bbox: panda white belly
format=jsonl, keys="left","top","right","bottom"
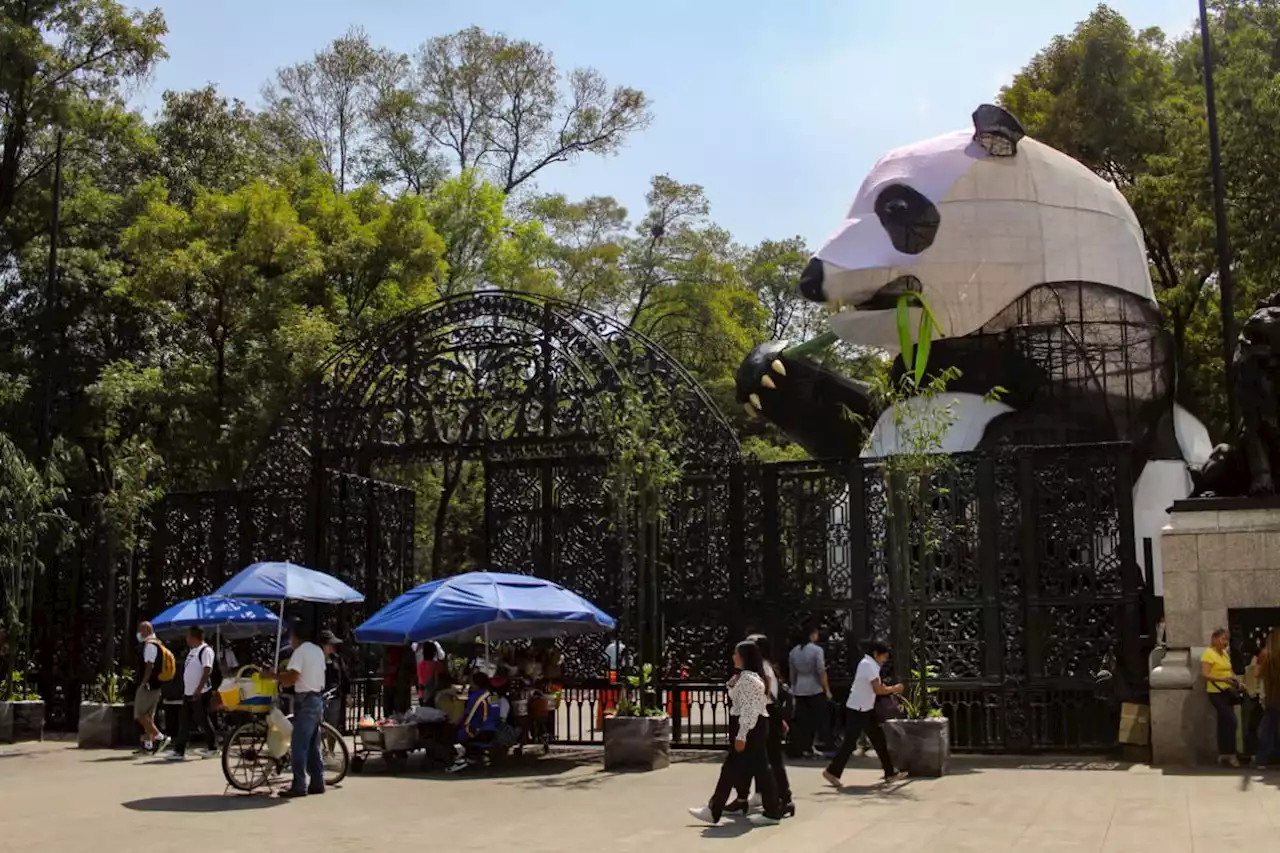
{"left": 860, "top": 392, "right": 1013, "bottom": 457}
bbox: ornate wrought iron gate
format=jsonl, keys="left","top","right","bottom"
{"left": 656, "top": 444, "right": 1142, "bottom": 752}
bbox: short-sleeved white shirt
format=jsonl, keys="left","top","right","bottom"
{"left": 288, "top": 642, "right": 327, "bottom": 694}
{"left": 183, "top": 644, "right": 215, "bottom": 696}
{"left": 143, "top": 642, "right": 158, "bottom": 664}
{"left": 846, "top": 655, "right": 883, "bottom": 712}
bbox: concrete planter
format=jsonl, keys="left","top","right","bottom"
{"left": 0, "top": 700, "right": 45, "bottom": 743}
{"left": 78, "top": 703, "right": 140, "bottom": 749}
{"left": 603, "top": 714, "right": 671, "bottom": 771}
{"left": 883, "top": 717, "right": 950, "bottom": 777}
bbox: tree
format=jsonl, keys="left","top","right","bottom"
{"left": 263, "top": 26, "right": 396, "bottom": 193}
{"left": 118, "top": 177, "right": 334, "bottom": 486}
{"left": 740, "top": 236, "right": 824, "bottom": 343}
{"left": 406, "top": 27, "right": 652, "bottom": 193}
{"left": 625, "top": 176, "right": 765, "bottom": 382}
{"left": 523, "top": 193, "right": 628, "bottom": 308}
{"left": 0, "top": 0, "right": 167, "bottom": 254}
{"left": 0, "top": 434, "right": 72, "bottom": 698}
{"left": 151, "top": 86, "right": 277, "bottom": 206}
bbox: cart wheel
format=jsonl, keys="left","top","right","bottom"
{"left": 385, "top": 751, "right": 408, "bottom": 774}
{"left": 319, "top": 722, "right": 350, "bottom": 787}
{"left": 221, "top": 720, "right": 272, "bottom": 792}
{"left": 351, "top": 755, "right": 366, "bottom": 774}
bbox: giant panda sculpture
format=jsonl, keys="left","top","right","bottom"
{"left": 735, "top": 104, "right": 1214, "bottom": 591}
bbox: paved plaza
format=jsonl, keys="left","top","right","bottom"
{"left": 4, "top": 740, "right": 1280, "bottom": 852}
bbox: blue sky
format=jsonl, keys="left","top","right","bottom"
{"left": 138, "top": 0, "right": 1193, "bottom": 248}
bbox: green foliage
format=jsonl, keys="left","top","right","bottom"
{"left": 0, "top": 436, "right": 75, "bottom": 700}
{"left": 90, "top": 667, "right": 134, "bottom": 704}
{"left": 896, "top": 666, "right": 942, "bottom": 720}
{"left": 614, "top": 663, "right": 665, "bottom": 717}
{"left": 5, "top": 671, "right": 41, "bottom": 702}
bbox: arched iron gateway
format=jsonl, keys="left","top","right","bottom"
{"left": 31, "top": 291, "right": 1148, "bottom": 754}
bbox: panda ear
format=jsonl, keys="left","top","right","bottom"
{"left": 972, "top": 104, "right": 1026, "bottom": 157}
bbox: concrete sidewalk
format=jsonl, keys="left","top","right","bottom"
{"left": 3, "top": 741, "right": 1280, "bottom": 852}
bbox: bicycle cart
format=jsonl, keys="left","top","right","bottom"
{"left": 209, "top": 561, "right": 365, "bottom": 794}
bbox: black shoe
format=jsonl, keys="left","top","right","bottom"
{"left": 277, "top": 789, "right": 307, "bottom": 799}
{"left": 723, "top": 798, "right": 749, "bottom": 814}
{"left": 306, "top": 787, "right": 325, "bottom": 795}
{"left": 781, "top": 802, "right": 796, "bottom": 818}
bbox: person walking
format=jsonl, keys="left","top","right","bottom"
{"left": 688, "top": 641, "right": 785, "bottom": 826}
{"left": 787, "top": 623, "right": 832, "bottom": 758}
{"left": 1254, "top": 628, "right": 1280, "bottom": 769}
{"left": 267, "top": 624, "right": 328, "bottom": 798}
{"left": 822, "top": 639, "right": 908, "bottom": 787}
{"left": 725, "top": 634, "right": 794, "bottom": 817}
{"left": 1202, "top": 627, "right": 1242, "bottom": 767}
{"left": 132, "top": 622, "right": 171, "bottom": 755}
{"left": 166, "top": 627, "right": 217, "bottom": 760}
{"left": 320, "top": 630, "right": 348, "bottom": 731}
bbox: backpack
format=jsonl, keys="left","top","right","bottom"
{"left": 775, "top": 680, "right": 797, "bottom": 721}
{"left": 147, "top": 638, "right": 177, "bottom": 683}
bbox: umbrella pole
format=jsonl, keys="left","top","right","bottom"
{"left": 273, "top": 605, "right": 285, "bottom": 670}
{"left": 485, "top": 624, "right": 490, "bottom": 665}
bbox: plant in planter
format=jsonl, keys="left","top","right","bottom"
{"left": 884, "top": 665, "right": 950, "bottom": 777}
{"left": 79, "top": 668, "right": 139, "bottom": 749}
{"left": 604, "top": 663, "right": 672, "bottom": 771}
{"left": 0, "top": 669, "right": 44, "bottom": 743}
{"left": 856, "top": 294, "right": 1001, "bottom": 778}
{"left": 598, "top": 379, "right": 682, "bottom": 772}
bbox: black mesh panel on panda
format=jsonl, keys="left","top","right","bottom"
{"left": 896, "top": 282, "right": 1174, "bottom": 451}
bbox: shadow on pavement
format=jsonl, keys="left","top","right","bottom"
{"left": 122, "top": 794, "right": 284, "bottom": 813}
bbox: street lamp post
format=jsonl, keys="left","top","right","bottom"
{"left": 1199, "top": 0, "right": 1238, "bottom": 430}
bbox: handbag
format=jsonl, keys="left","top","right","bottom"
{"left": 775, "top": 681, "right": 796, "bottom": 721}
{"left": 874, "top": 693, "right": 902, "bottom": 723}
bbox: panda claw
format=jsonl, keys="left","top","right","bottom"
{"left": 771, "top": 359, "right": 786, "bottom": 377}
{"left": 748, "top": 393, "right": 762, "bottom": 410}
{"left": 761, "top": 375, "right": 777, "bottom": 390}
{"left": 743, "top": 403, "right": 757, "bottom": 419}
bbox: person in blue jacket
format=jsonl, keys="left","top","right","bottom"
{"left": 449, "top": 672, "right": 503, "bottom": 772}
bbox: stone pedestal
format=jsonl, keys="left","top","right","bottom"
{"left": 1150, "top": 503, "right": 1280, "bottom": 765}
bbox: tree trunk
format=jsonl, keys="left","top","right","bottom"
{"left": 101, "top": 502, "right": 119, "bottom": 681}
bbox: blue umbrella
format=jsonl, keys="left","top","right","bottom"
{"left": 150, "top": 596, "right": 283, "bottom": 641}
{"left": 353, "top": 571, "right": 616, "bottom": 645}
{"left": 213, "top": 561, "right": 364, "bottom": 604}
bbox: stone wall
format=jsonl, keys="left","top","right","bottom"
{"left": 1151, "top": 505, "right": 1280, "bottom": 765}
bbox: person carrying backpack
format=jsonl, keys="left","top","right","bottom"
{"left": 134, "top": 621, "right": 174, "bottom": 755}
{"left": 166, "top": 627, "right": 217, "bottom": 760}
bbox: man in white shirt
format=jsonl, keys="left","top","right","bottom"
{"left": 266, "top": 624, "right": 328, "bottom": 797}
{"left": 166, "top": 627, "right": 216, "bottom": 760}
{"left": 822, "top": 639, "right": 907, "bottom": 787}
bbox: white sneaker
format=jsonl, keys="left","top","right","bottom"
{"left": 747, "top": 793, "right": 762, "bottom": 811}
{"left": 164, "top": 752, "right": 186, "bottom": 762}
{"left": 153, "top": 735, "right": 171, "bottom": 753}
{"left": 748, "top": 814, "right": 781, "bottom": 826}
{"left": 687, "top": 806, "right": 719, "bottom": 824}
{"left": 195, "top": 748, "right": 217, "bottom": 760}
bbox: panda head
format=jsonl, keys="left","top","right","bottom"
{"left": 801, "top": 104, "right": 1156, "bottom": 351}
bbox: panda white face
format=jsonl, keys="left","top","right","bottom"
{"left": 802, "top": 105, "right": 1155, "bottom": 351}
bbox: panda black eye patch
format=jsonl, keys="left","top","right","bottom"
{"left": 874, "top": 183, "right": 940, "bottom": 255}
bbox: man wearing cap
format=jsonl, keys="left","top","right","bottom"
{"left": 320, "top": 629, "right": 347, "bottom": 730}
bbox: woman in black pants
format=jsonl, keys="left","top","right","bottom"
{"left": 688, "top": 641, "right": 784, "bottom": 826}
{"left": 725, "top": 634, "right": 793, "bottom": 816}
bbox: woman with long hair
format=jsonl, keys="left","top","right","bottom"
{"left": 1255, "top": 628, "right": 1280, "bottom": 769}
{"left": 725, "top": 634, "right": 793, "bottom": 817}
{"left": 688, "top": 641, "right": 784, "bottom": 825}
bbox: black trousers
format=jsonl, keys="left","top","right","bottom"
{"left": 788, "top": 693, "right": 832, "bottom": 755}
{"left": 174, "top": 692, "right": 216, "bottom": 755}
{"left": 826, "top": 708, "right": 895, "bottom": 779}
{"left": 1208, "top": 691, "right": 1239, "bottom": 757}
{"left": 710, "top": 720, "right": 780, "bottom": 820}
{"left": 733, "top": 706, "right": 791, "bottom": 804}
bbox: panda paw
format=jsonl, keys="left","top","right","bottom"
{"left": 734, "top": 341, "right": 791, "bottom": 420}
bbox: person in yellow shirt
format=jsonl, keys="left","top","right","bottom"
{"left": 1201, "top": 628, "right": 1241, "bottom": 767}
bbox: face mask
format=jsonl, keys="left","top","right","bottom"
{"left": 136, "top": 632, "right": 144, "bottom": 642}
